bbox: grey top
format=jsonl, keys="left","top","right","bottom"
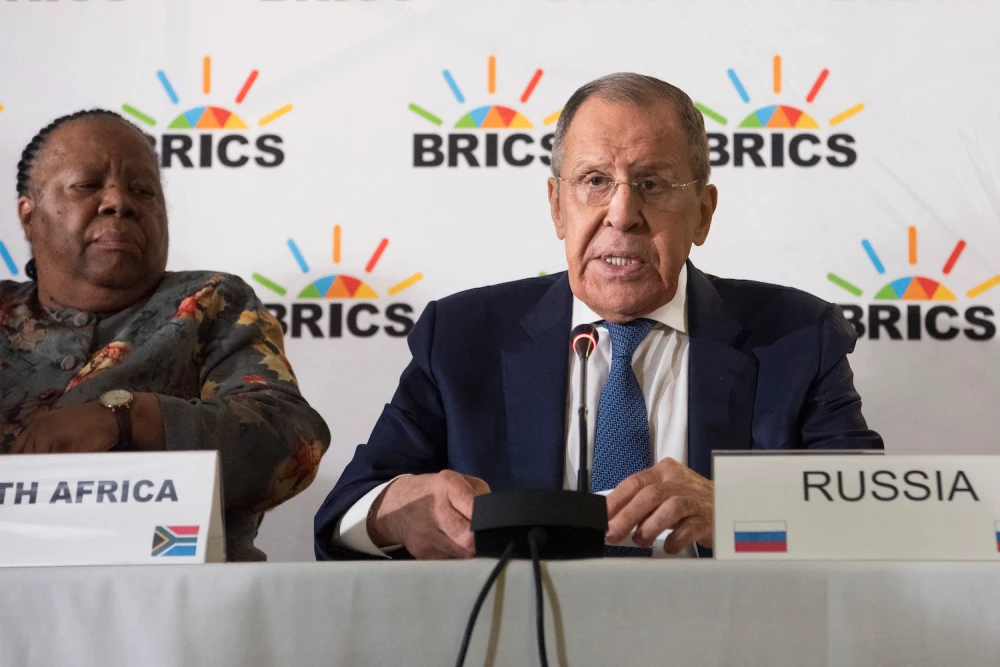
{"left": 0, "top": 271, "right": 331, "bottom": 561}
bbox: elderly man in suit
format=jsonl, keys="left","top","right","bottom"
{"left": 315, "top": 72, "right": 883, "bottom": 560}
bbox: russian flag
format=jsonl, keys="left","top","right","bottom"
{"left": 734, "top": 521, "right": 787, "bottom": 553}
{"left": 995, "top": 522, "right": 1000, "bottom": 552}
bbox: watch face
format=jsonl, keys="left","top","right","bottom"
{"left": 100, "top": 389, "right": 133, "bottom": 409}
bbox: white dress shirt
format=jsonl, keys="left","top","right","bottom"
{"left": 334, "top": 265, "right": 692, "bottom": 558}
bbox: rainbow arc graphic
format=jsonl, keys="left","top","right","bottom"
{"left": 171, "top": 106, "right": 247, "bottom": 130}
{"left": 252, "top": 226, "right": 423, "bottom": 299}
{"left": 409, "top": 56, "right": 562, "bottom": 129}
{"left": 122, "top": 57, "right": 292, "bottom": 129}
{"left": 696, "top": 55, "right": 864, "bottom": 129}
{"left": 828, "top": 226, "right": 1000, "bottom": 300}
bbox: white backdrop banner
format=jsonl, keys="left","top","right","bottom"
{"left": 1, "top": 0, "right": 998, "bottom": 561}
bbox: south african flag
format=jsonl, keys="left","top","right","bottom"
{"left": 152, "top": 525, "right": 200, "bottom": 557}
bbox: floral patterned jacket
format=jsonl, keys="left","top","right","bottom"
{"left": 0, "top": 271, "right": 331, "bottom": 561}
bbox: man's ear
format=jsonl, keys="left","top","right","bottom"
{"left": 17, "top": 196, "right": 35, "bottom": 244}
{"left": 692, "top": 184, "right": 718, "bottom": 246}
{"left": 548, "top": 177, "right": 566, "bottom": 240}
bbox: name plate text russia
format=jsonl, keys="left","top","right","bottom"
{"left": 714, "top": 453, "right": 1000, "bottom": 560}
{"left": 0, "top": 452, "right": 224, "bottom": 566}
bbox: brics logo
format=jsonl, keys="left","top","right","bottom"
{"left": 253, "top": 226, "right": 422, "bottom": 339}
{"left": 121, "top": 56, "right": 291, "bottom": 169}
{"left": 410, "top": 56, "right": 561, "bottom": 168}
{"left": 696, "top": 55, "right": 863, "bottom": 168}
{"left": 829, "top": 227, "right": 1000, "bottom": 341}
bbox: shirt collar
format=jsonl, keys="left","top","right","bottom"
{"left": 571, "top": 263, "right": 688, "bottom": 334}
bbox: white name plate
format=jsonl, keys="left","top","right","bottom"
{"left": 714, "top": 452, "right": 1000, "bottom": 560}
{"left": 0, "top": 451, "right": 224, "bottom": 567}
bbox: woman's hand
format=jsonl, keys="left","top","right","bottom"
{"left": 11, "top": 403, "right": 117, "bottom": 453}
{"left": 11, "top": 393, "right": 165, "bottom": 454}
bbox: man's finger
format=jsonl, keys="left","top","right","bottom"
{"left": 410, "top": 532, "right": 455, "bottom": 561}
{"left": 661, "top": 515, "right": 710, "bottom": 554}
{"left": 446, "top": 474, "right": 489, "bottom": 520}
{"left": 462, "top": 475, "right": 491, "bottom": 497}
{"left": 408, "top": 505, "right": 472, "bottom": 560}
{"left": 450, "top": 526, "right": 476, "bottom": 559}
{"left": 436, "top": 504, "right": 476, "bottom": 558}
{"left": 604, "top": 467, "right": 661, "bottom": 519}
{"left": 607, "top": 484, "right": 675, "bottom": 543}
{"left": 632, "top": 496, "right": 698, "bottom": 547}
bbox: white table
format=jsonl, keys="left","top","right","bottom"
{"left": 2, "top": 560, "right": 998, "bottom": 667}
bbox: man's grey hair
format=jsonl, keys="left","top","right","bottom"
{"left": 550, "top": 73, "right": 711, "bottom": 188}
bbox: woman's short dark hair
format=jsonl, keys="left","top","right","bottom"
{"left": 15, "top": 109, "right": 154, "bottom": 198}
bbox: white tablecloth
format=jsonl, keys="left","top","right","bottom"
{"left": 2, "top": 559, "right": 998, "bottom": 667}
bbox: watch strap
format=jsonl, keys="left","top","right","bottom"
{"left": 111, "top": 405, "right": 132, "bottom": 450}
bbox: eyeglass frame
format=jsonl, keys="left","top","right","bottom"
{"left": 552, "top": 175, "right": 702, "bottom": 211}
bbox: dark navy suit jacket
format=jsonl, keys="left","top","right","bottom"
{"left": 315, "top": 263, "right": 883, "bottom": 560}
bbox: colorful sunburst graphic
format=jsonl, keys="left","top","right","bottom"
{"left": 251, "top": 226, "right": 423, "bottom": 299}
{"left": 121, "top": 56, "right": 293, "bottom": 129}
{"left": 696, "top": 55, "right": 865, "bottom": 129}
{"left": 408, "top": 56, "right": 562, "bottom": 129}
{"left": 0, "top": 241, "right": 17, "bottom": 276}
{"left": 828, "top": 226, "right": 1000, "bottom": 300}
{"left": 0, "top": 99, "right": 17, "bottom": 277}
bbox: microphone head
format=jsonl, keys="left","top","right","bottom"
{"left": 570, "top": 324, "right": 599, "bottom": 360}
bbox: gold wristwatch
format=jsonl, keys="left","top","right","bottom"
{"left": 99, "top": 389, "right": 134, "bottom": 450}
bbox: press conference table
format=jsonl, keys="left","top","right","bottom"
{"left": 1, "top": 559, "right": 997, "bottom": 667}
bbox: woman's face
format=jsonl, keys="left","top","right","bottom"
{"left": 17, "top": 115, "right": 168, "bottom": 310}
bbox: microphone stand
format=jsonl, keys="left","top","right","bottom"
{"left": 577, "top": 351, "right": 590, "bottom": 494}
{"left": 470, "top": 324, "right": 607, "bottom": 559}
{"left": 461, "top": 325, "right": 605, "bottom": 667}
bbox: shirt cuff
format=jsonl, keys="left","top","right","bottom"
{"left": 331, "top": 476, "right": 409, "bottom": 558}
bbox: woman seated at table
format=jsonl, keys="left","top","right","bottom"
{"left": 1, "top": 109, "right": 331, "bottom": 561}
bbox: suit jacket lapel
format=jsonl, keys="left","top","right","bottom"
{"left": 686, "top": 263, "right": 758, "bottom": 480}
{"left": 501, "top": 274, "right": 573, "bottom": 489}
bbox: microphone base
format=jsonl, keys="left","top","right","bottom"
{"left": 471, "top": 489, "right": 608, "bottom": 559}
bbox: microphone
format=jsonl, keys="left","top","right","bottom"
{"left": 571, "top": 323, "right": 599, "bottom": 360}
{"left": 469, "top": 324, "right": 608, "bottom": 560}
{"left": 570, "top": 324, "right": 599, "bottom": 494}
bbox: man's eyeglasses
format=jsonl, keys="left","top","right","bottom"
{"left": 554, "top": 175, "right": 700, "bottom": 212}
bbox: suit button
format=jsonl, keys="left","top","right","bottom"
{"left": 61, "top": 355, "right": 79, "bottom": 370}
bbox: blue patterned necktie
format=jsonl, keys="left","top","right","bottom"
{"left": 592, "top": 318, "right": 656, "bottom": 557}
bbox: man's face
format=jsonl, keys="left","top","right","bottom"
{"left": 18, "top": 115, "right": 168, "bottom": 301}
{"left": 548, "top": 97, "right": 717, "bottom": 323}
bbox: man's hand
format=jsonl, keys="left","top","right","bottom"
{"left": 11, "top": 403, "right": 118, "bottom": 454}
{"left": 605, "top": 457, "right": 714, "bottom": 554}
{"left": 367, "top": 471, "right": 491, "bottom": 559}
